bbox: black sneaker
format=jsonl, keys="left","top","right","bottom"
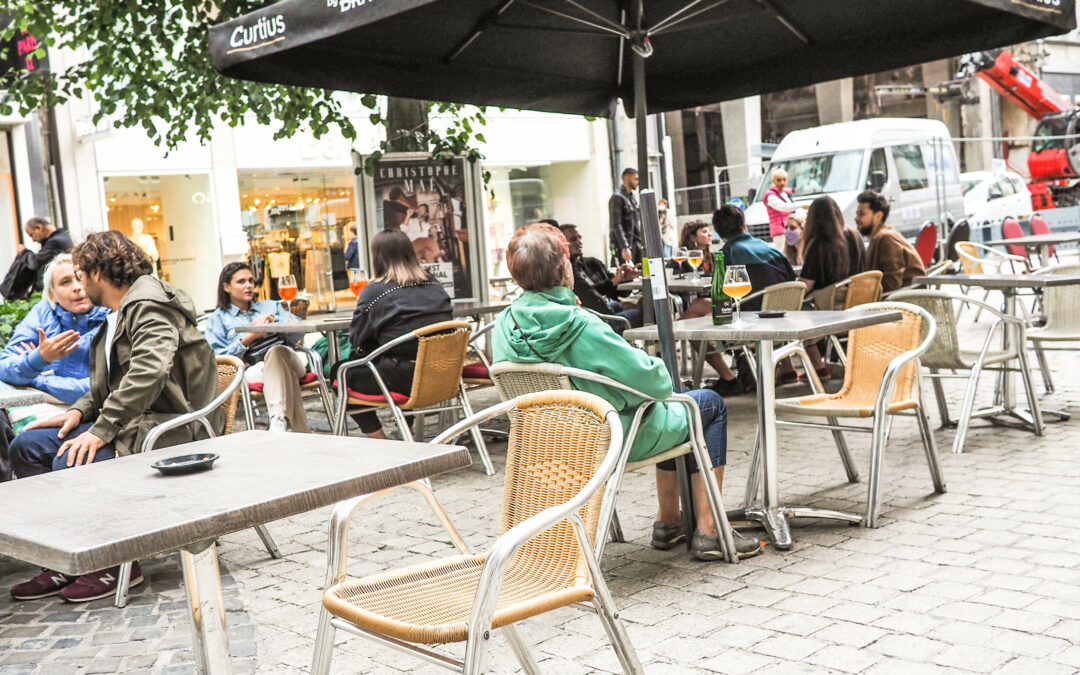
{"left": 691, "top": 529, "right": 763, "bottom": 561}
{"left": 10, "top": 568, "right": 75, "bottom": 600}
{"left": 707, "top": 377, "right": 742, "bottom": 397}
{"left": 650, "top": 521, "right": 686, "bottom": 550}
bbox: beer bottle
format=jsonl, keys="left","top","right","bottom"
{"left": 711, "top": 250, "right": 733, "bottom": 325}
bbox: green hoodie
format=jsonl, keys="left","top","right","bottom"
{"left": 492, "top": 286, "right": 688, "bottom": 462}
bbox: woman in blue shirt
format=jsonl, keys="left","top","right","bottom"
{"left": 0, "top": 254, "right": 110, "bottom": 404}
{"left": 205, "top": 263, "right": 311, "bottom": 432}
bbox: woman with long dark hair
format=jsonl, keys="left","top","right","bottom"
{"left": 798, "top": 196, "right": 866, "bottom": 378}
{"left": 206, "top": 262, "right": 311, "bottom": 432}
{"left": 343, "top": 229, "right": 452, "bottom": 438}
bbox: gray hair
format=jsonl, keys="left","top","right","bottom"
{"left": 42, "top": 254, "right": 74, "bottom": 308}
{"left": 771, "top": 168, "right": 788, "bottom": 181}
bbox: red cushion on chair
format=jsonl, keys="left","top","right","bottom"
{"left": 462, "top": 362, "right": 490, "bottom": 379}
{"left": 331, "top": 380, "right": 409, "bottom": 404}
{"left": 249, "top": 372, "right": 321, "bottom": 393}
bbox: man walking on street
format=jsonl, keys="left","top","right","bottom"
{"left": 9, "top": 231, "right": 218, "bottom": 603}
{"left": 856, "top": 190, "right": 926, "bottom": 293}
{"left": 609, "top": 167, "right": 642, "bottom": 264}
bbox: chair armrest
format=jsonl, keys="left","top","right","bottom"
{"left": 141, "top": 361, "right": 246, "bottom": 453}
{"left": 583, "top": 307, "right": 631, "bottom": 329}
{"left": 334, "top": 331, "right": 418, "bottom": 385}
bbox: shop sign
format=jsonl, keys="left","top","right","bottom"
{"left": 4, "top": 29, "right": 48, "bottom": 76}
{"left": 422, "top": 262, "right": 455, "bottom": 298}
{"left": 368, "top": 155, "right": 477, "bottom": 299}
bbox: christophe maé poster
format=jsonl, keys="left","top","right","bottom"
{"left": 373, "top": 157, "right": 474, "bottom": 298}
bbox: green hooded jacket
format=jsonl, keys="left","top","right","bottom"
{"left": 492, "top": 286, "right": 688, "bottom": 462}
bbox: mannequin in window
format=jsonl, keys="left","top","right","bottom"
{"left": 130, "top": 218, "right": 159, "bottom": 270}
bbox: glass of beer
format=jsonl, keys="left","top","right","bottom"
{"left": 673, "top": 247, "right": 688, "bottom": 278}
{"left": 278, "top": 274, "right": 298, "bottom": 313}
{"left": 348, "top": 268, "right": 369, "bottom": 297}
{"left": 687, "top": 249, "right": 704, "bottom": 279}
{"left": 722, "top": 265, "right": 752, "bottom": 326}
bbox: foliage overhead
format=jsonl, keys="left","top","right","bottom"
{"left": 0, "top": 2, "right": 487, "bottom": 170}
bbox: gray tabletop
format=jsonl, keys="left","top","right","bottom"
{"left": 914, "top": 273, "right": 1080, "bottom": 289}
{"left": 619, "top": 275, "right": 711, "bottom": 294}
{"left": 0, "top": 389, "right": 47, "bottom": 408}
{"left": 0, "top": 431, "right": 470, "bottom": 575}
{"left": 623, "top": 310, "right": 903, "bottom": 342}
{"left": 235, "top": 316, "right": 352, "bottom": 334}
{"left": 986, "top": 233, "right": 1080, "bottom": 247}
{"left": 452, "top": 300, "right": 509, "bottom": 317}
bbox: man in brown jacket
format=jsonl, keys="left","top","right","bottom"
{"left": 10, "top": 231, "right": 217, "bottom": 602}
{"left": 856, "top": 190, "right": 926, "bottom": 294}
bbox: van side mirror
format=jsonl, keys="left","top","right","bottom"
{"left": 868, "top": 171, "right": 886, "bottom": 192}
{"left": 746, "top": 187, "right": 757, "bottom": 203}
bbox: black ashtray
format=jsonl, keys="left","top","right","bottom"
{"left": 757, "top": 310, "right": 787, "bottom": 319}
{"left": 152, "top": 453, "right": 220, "bottom": 476}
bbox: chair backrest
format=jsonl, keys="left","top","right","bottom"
{"left": 1037, "top": 262, "right": 1080, "bottom": 276}
{"left": 944, "top": 221, "right": 970, "bottom": 261}
{"left": 843, "top": 271, "right": 883, "bottom": 309}
{"left": 502, "top": 391, "right": 616, "bottom": 574}
{"left": 887, "top": 291, "right": 963, "bottom": 370}
{"left": 216, "top": 355, "right": 244, "bottom": 435}
{"left": 759, "top": 281, "right": 807, "bottom": 312}
{"left": 954, "top": 241, "right": 981, "bottom": 274}
{"left": 1041, "top": 282, "right": 1080, "bottom": 334}
{"left": 1001, "top": 217, "right": 1028, "bottom": 258}
{"left": 1030, "top": 215, "right": 1054, "bottom": 258}
{"left": 489, "top": 361, "right": 573, "bottom": 401}
{"left": 408, "top": 320, "right": 473, "bottom": 408}
{"left": 837, "top": 301, "right": 933, "bottom": 407}
{"left": 915, "top": 222, "right": 937, "bottom": 267}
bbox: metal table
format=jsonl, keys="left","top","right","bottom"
{"left": 624, "top": 310, "right": 903, "bottom": 549}
{"left": 0, "top": 431, "right": 470, "bottom": 674}
{"left": 618, "top": 273, "right": 710, "bottom": 295}
{"left": 914, "top": 273, "right": 1080, "bottom": 430}
{"left": 986, "top": 232, "right": 1080, "bottom": 266}
{"left": 451, "top": 299, "right": 509, "bottom": 319}
{"left": 236, "top": 315, "right": 352, "bottom": 365}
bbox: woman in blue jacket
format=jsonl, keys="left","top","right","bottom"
{"left": 0, "top": 254, "right": 110, "bottom": 404}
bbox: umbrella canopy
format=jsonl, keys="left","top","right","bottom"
{"left": 210, "top": 0, "right": 1075, "bottom": 119}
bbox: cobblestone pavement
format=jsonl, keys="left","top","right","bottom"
{"left": 3, "top": 291, "right": 1080, "bottom": 674}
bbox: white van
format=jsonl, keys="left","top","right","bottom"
{"left": 745, "top": 118, "right": 963, "bottom": 239}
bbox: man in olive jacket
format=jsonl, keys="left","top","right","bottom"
{"left": 9, "top": 231, "right": 218, "bottom": 603}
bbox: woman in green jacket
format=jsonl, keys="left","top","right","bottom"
{"left": 492, "top": 223, "right": 761, "bottom": 561}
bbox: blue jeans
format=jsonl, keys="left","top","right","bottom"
{"left": 11, "top": 422, "right": 116, "bottom": 478}
{"left": 657, "top": 388, "right": 726, "bottom": 473}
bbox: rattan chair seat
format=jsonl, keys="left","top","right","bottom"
{"left": 775, "top": 395, "right": 918, "bottom": 418}
{"left": 1028, "top": 327, "right": 1080, "bottom": 341}
{"left": 324, "top": 553, "right": 594, "bottom": 645}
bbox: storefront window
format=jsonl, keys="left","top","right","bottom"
{"left": 102, "top": 174, "right": 217, "bottom": 311}
{"left": 484, "top": 165, "right": 553, "bottom": 278}
{"left": 0, "top": 131, "right": 18, "bottom": 259}
{"left": 238, "top": 170, "right": 358, "bottom": 313}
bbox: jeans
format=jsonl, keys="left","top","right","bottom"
{"left": 657, "top": 388, "right": 726, "bottom": 473}
{"left": 11, "top": 422, "right": 116, "bottom": 478}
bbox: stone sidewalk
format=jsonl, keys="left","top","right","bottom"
{"left": 3, "top": 301, "right": 1080, "bottom": 673}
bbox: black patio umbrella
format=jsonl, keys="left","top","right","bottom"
{"left": 209, "top": 0, "right": 1075, "bottom": 388}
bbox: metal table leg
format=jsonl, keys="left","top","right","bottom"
{"left": 326, "top": 330, "right": 342, "bottom": 366}
{"left": 181, "top": 540, "right": 234, "bottom": 675}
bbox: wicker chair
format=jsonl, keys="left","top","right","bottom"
{"left": 730, "top": 281, "right": 809, "bottom": 385}
{"left": 239, "top": 345, "right": 334, "bottom": 429}
{"left": 488, "top": 361, "right": 738, "bottom": 563}
{"left": 891, "top": 290, "right": 1043, "bottom": 454}
{"left": 1026, "top": 264, "right": 1080, "bottom": 396}
{"left": 815, "top": 271, "right": 883, "bottom": 365}
{"left": 332, "top": 320, "right": 494, "bottom": 475}
{"left": 114, "top": 355, "right": 282, "bottom": 607}
{"left": 954, "top": 241, "right": 1028, "bottom": 323}
{"left": 311, "top": 391, "right": 643, "bottom": 675}
{"left": 773, "top": 302, "right": 946, "bottom": 528}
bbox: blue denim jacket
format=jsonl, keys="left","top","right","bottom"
{"left": 0, "top": 301, "right": 111, "bottom": 403}
{"left": 205, "top": 300, "right": 300, "bottom": 357}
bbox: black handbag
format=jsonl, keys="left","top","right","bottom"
{"left": 243, "top": 333, "right": 291, "bottom": 365}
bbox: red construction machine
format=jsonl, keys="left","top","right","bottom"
{"left": 957, "top": 50, "right": 1080, "bottom": 208}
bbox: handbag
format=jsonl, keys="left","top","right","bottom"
{"left": 243, "top": 333, "right": 291, "bottom": 365}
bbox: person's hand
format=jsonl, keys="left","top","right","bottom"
{"left": 16, "top": 243, "right": 25, "bottom": 254}
{"left": 25, "top": 409, "right": 83, "bottom": 436}
{"left": 10, "top": 341, "right": 36, "bottom": 355}
{"left": 253, "top": 314, "right": 276, "bottom": 325}
{"left": 240, "top": 315, "right": 276, "bottom": 346}
{"left": 620, "top": 247, "right": 632, "bottom": 262}
{"left": 612, "top": 264, "right": 640, "bottom": 285}
{"left": 57, "top": 430, "right": 106, "bottom": 467}
{"left": 36, "top": 329, "right": 80, "bottom": 363}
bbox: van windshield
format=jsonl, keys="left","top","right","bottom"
{"left": 759, "top": 151, "right": 864, "bottom": 201}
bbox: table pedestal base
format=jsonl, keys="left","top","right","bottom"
{"left": 974, "top": 405, "right": 1070, "bottom": 432}
{"left": 728, "top": 506, "right": 862, "bottom": 550}
{"left": 181, "top": 540, "right": 234, "bottom": 675}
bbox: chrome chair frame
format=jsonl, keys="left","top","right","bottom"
{"left": 331, "top": 328, "right": 494, "bottom": 475}
{"left": 311, "top": 394, "right": 643, "bottom": 675}
{"left": 239, "top": 345, "right": 335, "bottom": 430}
{"left": 115, "top": 358, "right": 283, "bottom": 607}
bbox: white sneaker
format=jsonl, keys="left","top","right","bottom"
{"left": 268, "top": 414, "right": 287, "bottom": 432}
